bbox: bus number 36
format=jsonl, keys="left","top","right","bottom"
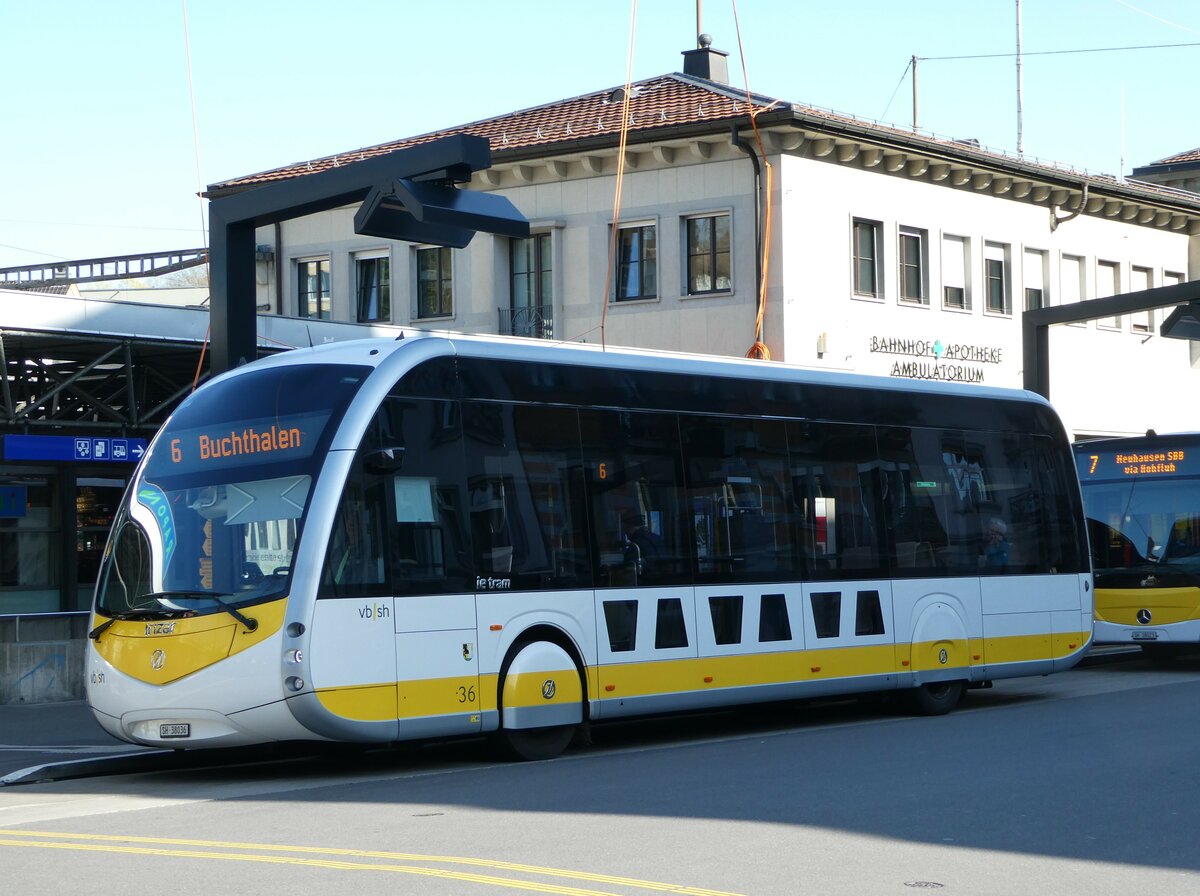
{"left": 457, "top": 685, "right": 477, "bottom": 703}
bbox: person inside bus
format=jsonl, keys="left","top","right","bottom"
{"left": 983, "top": 517, "right": 1010, "bottom": 568}
{"left": 1165, "top": 521, "right": 1198, "bottom": 559}
{"left": 622, "top": 511, "right": 664, "bottom": 571}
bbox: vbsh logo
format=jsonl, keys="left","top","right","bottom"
{"left": 359, "top": 603, "right": 391, "bottom": 620}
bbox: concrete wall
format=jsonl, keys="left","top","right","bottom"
{"left": 0, "top": 614, "right": 87, "bottom": 704}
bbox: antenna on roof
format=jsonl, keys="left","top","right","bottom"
{"left": 1015, "top": 0, "right": 1024, "bottom": 158}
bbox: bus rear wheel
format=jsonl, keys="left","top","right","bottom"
{"left": 906, "top": 680, "right": 965, "bottom": 715}
{"left": 497, "top": 723, "right": 577, "bottom": 762}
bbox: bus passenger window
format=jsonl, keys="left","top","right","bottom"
{"left": 373, "top": 396, "right": 472, "bottom": 596}
{"left": 463, "top": 403, "right": 592, "bottom": 591}
{"left": 580, "top": 408, "right": 690, "bottom": 588}
{"left": 855, "top": 589, "right": 885, "bottom": 635}
{"left": 469, "top": 475, "right": 514, "bottom": 574}
{"left": 655, "top": 597, "right": 688, "bottom": 649}
{"left": 680, "top": 415, "right": 796, "bottom": 585}
{"left": 758, "top": 593, "right": 792, "bottom": 642}
{"left": 603, "top": 599, "right": 638, "bottom": 652}
{"left": 876, "top": 426, "right": 959, "bottom": 575}
{"left": 811, "top": 591, "right": 841, "bottom": 638}
{"left": 789, "top": 422, "right": 886, "bottom": 580}
{"left": 321, "top": 472, "right": 387, "bottom": 597}
{"left": 708, "top": 594, "right": 744, "bottom": 645}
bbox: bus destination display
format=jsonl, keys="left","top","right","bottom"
{"left": 152, "top": 412, "right": 328, "bottom": 474}
{"left": 1078, "top": 445, "right": 1199, "bottom": 480}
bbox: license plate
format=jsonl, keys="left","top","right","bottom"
{"left": 159, "top": 723, "right": 191, "bottom": 738}
{"left": 1131, "top": 631, "right": 1158, "bottom": 641}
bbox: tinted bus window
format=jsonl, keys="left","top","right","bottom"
{"left": 876, "top": 427, "right": 964, "bottom": 576}
{"left": 579, "top": 409, "right": 690, "bottom": 587}
{"left": 349, "top": 396, "right": 472, "bottom": 597}
{"left": 788, "top": 422, "right": 886, "bottom": 580}
{"left": 462, "top": 402, "right": 592, "bottom": 592}
{"left": 680, "top": 415, "right": 798, "bottom": 584}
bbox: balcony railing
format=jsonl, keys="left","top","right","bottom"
{"left": 498, "top": 304, "right": 554, "bottom": 339}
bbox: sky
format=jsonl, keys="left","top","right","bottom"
{"left": 2, "top": 0, "right": 1199, "bottom": 270}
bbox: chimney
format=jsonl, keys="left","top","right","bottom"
{"left": 682, "top": 33, "right": 729, "bottom": 84}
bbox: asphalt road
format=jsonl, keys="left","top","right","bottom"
{"left": 1, "top": 649, "right": 1197, "bottom": 895}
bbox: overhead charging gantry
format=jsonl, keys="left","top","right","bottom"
{"left": 1022, "top": 280, "right": 1200, "bottom": 399}
{"left": 207, "top": 134, "right": 529, "bottom": 374}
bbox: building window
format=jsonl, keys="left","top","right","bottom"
{"left": 686, "top": 214, "right": 731, "bottom": 295}
{"left": 1062, "top": 253, "right": 1086, "bottom": 327}
{"left": 1096, "top": 260, "right": 1120, "bottom": 330}
{"left": 355, "top": 255, "right": 390, "bottom": 322}
{"left": 984, "top": 242, "right": 1011, "bottom": 315}
{"left": 1023, "top": 248, "right": 1048, "bottom": 311}
{"left": 615, "top": 223, "right": 657, "bottom": 301}
{"left": 0, "top": 475, "right": 59, "bottom": 608}
{"left": 942, "top": 234, "right": 969, "bottom": 310}
{"left": 506, "top": 233, "right": 552, "bottom": 337}
{"left": 298, "top": 258, "right": 330, "bottom": 319}
{"left": 1131, "top": 265, "right": 1153, "bottom": 333}
{"left": 852, "top": 218, "right": 881, "bottom": 298}
{"left": 416, "top": 246, "right": 453, "bottom": 319}
{"left": 898, "top": 227, "right": 927, "bottom": 305}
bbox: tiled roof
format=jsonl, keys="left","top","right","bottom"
{"left": 206, "top": 71, "right": 1200, "bottom": 212}
{"left": 209, "top": 74, "right": 770, "bottom": 193}
{"left": 1144, "top": 147, "right": 1200, "bottom": 167}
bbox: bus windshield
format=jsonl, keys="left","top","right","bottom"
{"left": 1081, "top": 477, "right": 1200, "bottom": 578}
{"left": 95, "top": 363, "right": 370, "bottom": 618}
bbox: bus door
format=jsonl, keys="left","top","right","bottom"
{"left": 593, "top": 581, "right": 698, "bottom": 709}
{"left": 376, "top": 396, "right": 481, "bottom": 738}
{"left": 799, "top": 579, "right": 897, "bottom": 689}
{"left": 592, "top": 502, "right": 697, "bottom": 707}
{"left": 584, "top": 408, "right": 698, "bottom": 713}
{"left": 791, "top": 434, "right": 900, "bottom": 691}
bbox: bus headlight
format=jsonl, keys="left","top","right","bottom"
{"left": 285, "top": 649, "right": 303, "bottom": 664}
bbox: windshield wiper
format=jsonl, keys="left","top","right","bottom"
{"left": 145, "top": 591, "right": 259, "bottom": 632}
{"left": 88, "top": 605, "right": 179, "bottom": 641}
{"left": 89, "top": 616, "right": 118, "bottom": 641}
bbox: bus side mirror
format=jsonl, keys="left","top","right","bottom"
{"left": 364, "top": 447, "right": 405, "bottom": 474}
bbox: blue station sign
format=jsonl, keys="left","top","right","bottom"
{"left": 2, "top": 434, "right": 148, "bottom": 464}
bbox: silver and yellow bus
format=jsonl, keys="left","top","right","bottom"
{"left": 1075, "top": 433, "right": 1200, "bottom": 657}
{"left": 87, "top": 334, "right": 1092, "bottom": 759}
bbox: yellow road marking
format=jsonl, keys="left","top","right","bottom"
{"left": 0, "top": 830, "right": 742, "bottom": 896}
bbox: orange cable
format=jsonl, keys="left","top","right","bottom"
{"left": 732, "top": 0, "right": 774, "bottom": 361}
{"left": 600, "top": 0, "right": 639, "bottom": 351}
{"left": 192, "top": 325, "right": 210, "bottom": 390}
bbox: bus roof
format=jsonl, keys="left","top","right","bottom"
{"left": 215, "top": 330, "right": 1053, "bottom": 410}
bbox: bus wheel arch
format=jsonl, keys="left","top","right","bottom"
{"left": 906, "top": 599, "right": 969, "bottom": 715}
{"left": 495, "top": 625, "right": 587, "bottom": 761}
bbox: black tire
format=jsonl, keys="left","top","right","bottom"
{"left": 906, "top": 680, "right": 965, "bottom": 715}
{"left": 496, "top": 723, "right": 577, "bottom": 761}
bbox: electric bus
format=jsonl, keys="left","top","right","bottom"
{"left": 87, "top": 333, "right": 1092, "bottom": 760}
{"left": 1074, "top": 433, "right": 1200, "bottom": 656}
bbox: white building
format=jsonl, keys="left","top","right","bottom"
{"left": 207, "top": 45, "right": 1200, "bottom": 440}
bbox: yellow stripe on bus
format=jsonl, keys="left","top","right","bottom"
{"left": 312, "top": 632, "right": 1087, "bottom": 723}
